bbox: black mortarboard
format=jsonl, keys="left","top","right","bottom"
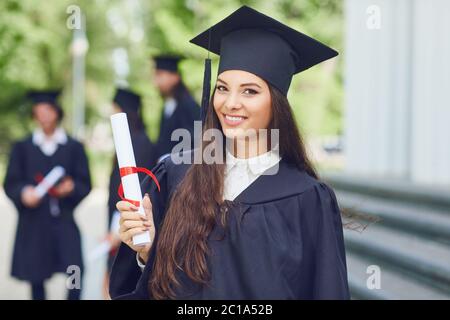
{"left": 27, "top": 89, "right": 64, "bottom": 120}
{"left": 190, "top": 6, "right": 339, "bottom": 119}
{"left": 113, "top": 88, "right": 142, "bottom": 113}
{"left": 153, "top": 55, "right": 184, "bottom": 73}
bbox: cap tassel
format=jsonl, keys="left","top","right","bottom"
{"left": 200, "top": 58, "right": 211, "bottom": 122}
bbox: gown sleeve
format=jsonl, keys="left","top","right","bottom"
{"left": 3, "top": 142, "right": 27, "bottom": 211}
{"left": 302, "top": 181, "right": 350, "bottom": 299}
{"left": 64, "top": 141, "right": 92, "bottom": 209}
{"left": 109, "top": 159, "right": 169, "bottom": 299}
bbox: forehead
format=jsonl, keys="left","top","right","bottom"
{"left": 33, "top": 102, "right": 56, "bottom": 111}
{"left": 217, "top": 70, "right": 267, "bottom": 86}
{"left": 154, "top": 69, "right": 178, "bottom": 76}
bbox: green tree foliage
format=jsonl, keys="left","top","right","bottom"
{"left": 0, "top": 0, "right": 343, "bottom": 164}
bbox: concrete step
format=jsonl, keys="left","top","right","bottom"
{"left": 344, "top": 223, "right": 450, "bottom": 294}
{"left": 324, "top": 173, "right": 450, "bottom": 211}
{"left": 336, "top": 190, "right": 450, "bottom": 242}
{"left": 346, "top": 252, "right": 450, "bottom": 300}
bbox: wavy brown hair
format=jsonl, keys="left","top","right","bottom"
{"left": 149, "top": 84, "right": 319, "bottom": 299}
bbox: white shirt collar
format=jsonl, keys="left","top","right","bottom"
{"left": 32, "top": 127, "right": 68, "bottom": 156}
{"left": 163, "top": 98, "right": 177, "bottom": 118}
{"left": 225, "top": 148, "right": 281, "bottom": 176}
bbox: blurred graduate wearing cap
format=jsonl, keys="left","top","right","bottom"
{"left": 152, "top": 55, "right": 200, "bottom": 161}
{"left": 104, "top": 88, "right": 156, "bottom": 297}
{"left": 110, "top": 6, "right": 349, "bottom": 300}
{"left": 3, "top": 89, "right": 91, "bottom": 300}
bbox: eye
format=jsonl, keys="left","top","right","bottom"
{"left": 216, "top": 85, "right": 227, "bottom": 92}
{"left": 243, "top": 88, "right": 258, "bottom": 95}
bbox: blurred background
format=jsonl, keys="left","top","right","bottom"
{"left": 0, "top": 0, "right": 449, "bottom": 299}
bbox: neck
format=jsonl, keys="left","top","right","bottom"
{"left": 42, "top": 126, "right": 57, "bottom": 137}
{"left": 230, "top": 133, "right": 269, "bottom": 159}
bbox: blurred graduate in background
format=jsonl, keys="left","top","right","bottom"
{"left": 3, "top": 90, "right": 91, "bottom": 300}
{"left": 104, "top": 88, "right": 156, "bottom": 298}
{"left": 152, "top": 55, "right": 200, "bottom": 161}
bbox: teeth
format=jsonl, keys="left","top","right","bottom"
{"left": 225, "top": 115, "right": 244, "bottom": 121}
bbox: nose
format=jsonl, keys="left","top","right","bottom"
{"left": 223, "top": 92, "right": 243, "bottom": 112}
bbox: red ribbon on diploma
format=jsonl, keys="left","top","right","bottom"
{"left": 117, "top": 166, "right": 161, "bottom": 207}
{"left": 35, "top": 173, "right": 58, "bottom": 197}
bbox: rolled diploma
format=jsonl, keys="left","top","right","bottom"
{"left": 110, "top": 113, "right": 150, "bottom": 245}
{"left": 34, "top": 166, "right": 65, "bottom": 199}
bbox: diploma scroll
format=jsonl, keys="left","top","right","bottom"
{"left": 34, "top": 166, "right": 65, "bottom": 199}
{"left": 110, "top": 113, "right": 150, "bottom": 246}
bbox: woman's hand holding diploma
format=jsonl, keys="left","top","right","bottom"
{"left": 117, "top": 193, "right": 155, "bottom": 264}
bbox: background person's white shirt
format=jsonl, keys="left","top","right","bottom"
{"left": 163, "top": 98, "right": 177, "bottom": 118}
{"left": 32, "top": 127, "right": 68, "bottom": 156}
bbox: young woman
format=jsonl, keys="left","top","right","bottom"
{"left": 109, "top": 6, "right": 350, "bottom": 300}
{"left": 3, "top": 90, "right": 91, "bottom": 300}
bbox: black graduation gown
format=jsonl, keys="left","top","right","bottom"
{"left": 156, "top": 91, "right": 200, "bottom": 159}
{"left": 107, "top": 130, "right": 156, "bottom": 270}
{"left": 3, "top": 135, "right": 91, "bottom": 283}
{"left": 109, "top": 153, "right": 350, "bottom": 300}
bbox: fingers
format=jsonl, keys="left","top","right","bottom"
{"left": 119, "top": 210, "right": 146, "bottom": 224}
{"left": 122, "top": 219, "right": 151, "bottom": 230}
{"left": 120, "top": 226, "right": 149, "bottom": 244}
{"left": 116, "top": 200, "right": 138, "bottom": 213}
{"left": 116, "top": 197, "right": 155, "bottom": 247}
{"left": 142, "top": 193, "right": 154, "bottom": 222}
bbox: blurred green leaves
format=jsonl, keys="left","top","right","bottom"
{"left": 0, "top": 0, "right": 344, "bottom": 157}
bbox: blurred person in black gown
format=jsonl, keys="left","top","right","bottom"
{"left": 152, "top": 55, "right": 200, "bottom": 161}
{"left": 3, "top": 90, "right": 91, "bottom": 300}
{"left": 103, "top": 88, "right": 156, "bottom": 298}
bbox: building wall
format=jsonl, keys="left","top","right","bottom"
{"left": 344, "top": 0, "right": 450, "bottom": 186}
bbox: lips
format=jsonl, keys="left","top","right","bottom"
{"left": 222, "top": 113, "right": 248, "bottom": 126}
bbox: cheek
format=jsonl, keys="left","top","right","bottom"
{"left": 50, "top": 111, "right": 59, "bottom": 122}
{"left": 247, "top": 95, "right": 272, "bottom": 128}
{"left": 33, "top": 109, "right": 44, "bottom": 122}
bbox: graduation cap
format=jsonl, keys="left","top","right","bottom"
{"left": 189, "top": 5, "right": 339, "bottom": 120}
{"left": 113, "top": 88, "right": 142, "bottom": 113}
{"left": 27, "top": 89, "right": 64, "bottom": 120}
{"left": 153, "top": 55, "right": 184, "bottom": 73}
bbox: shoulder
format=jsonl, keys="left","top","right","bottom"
{"left": 281, "top": 164, "right": 338, "bottom": 210}
{"left": 239, "top": 160, "right": 328, "bottom": 204}
{"left": 132, "top": 131, "right": 154, "bottom": 147}
{"left": 65, "top": 136, "right": 88, "bottom": 152}
{"left": 10, "top": 136, "right": 32, "bottom": 151}
{"left": 143, "top": 150, "right": 194, "bottom": 196}
{"left": 178, "top": 93, "right": 200, "bottom": 112}
{"left": 278, "top": 161, "right": 337, "bottom": 199}
{"left": 160, "top": 149, "right": 194, "bottom": 182}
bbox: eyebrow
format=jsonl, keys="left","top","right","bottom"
{"left": 217, "top": 78, "right": 262, "bottom": 89}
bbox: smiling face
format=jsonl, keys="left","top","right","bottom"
{"left": 213, "top": 70, "right": 272, "bottom": 141}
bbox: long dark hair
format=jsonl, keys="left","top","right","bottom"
{"left": 148, "top": 84, "right": 319, "bottom": 299}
